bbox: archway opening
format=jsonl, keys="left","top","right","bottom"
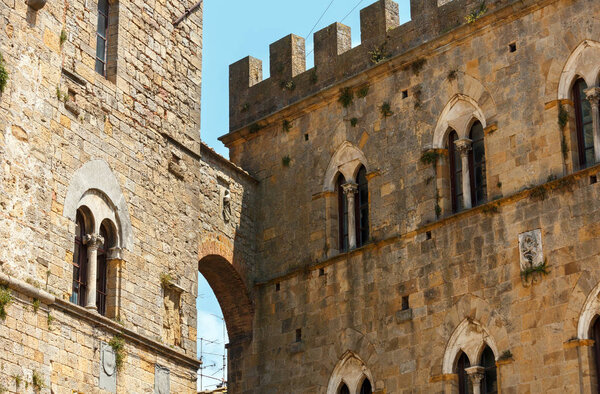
{"left": 197, "top": 254, "right": 253, "bottom": 392}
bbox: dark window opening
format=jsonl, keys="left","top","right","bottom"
{"left": 319, "top": 267, "right": 325, "bottom": 276}
{"left": 295, "top": 328, "right": 302, "bottom": 342}
{"left": 359, "top": 378, "right": 372, "bottom": 394}
{"left": 481, "top": 346, "right": 498, "bottom": 394}
{"left": 469, "top": 121, "right": 487, "bottom": 207}
{"left": 275, "top": 282, "right": 280, "bottom": 292}
{"left": 448, "top": 130, "right": 463, "bottom": 213}
{"left": 96, "top": 222, "right": 109, "bottom": 316}
{"left": 457, "top": 352, "right": 471, "bottom": 394}
{"left": 591, "top": 175, "right": 598, "bottom": 185}
{"left": 305, "top": 134, "right": 309, "bottom": 141}
{"left": 402, "top": 295, "right": 409, "bottom": 311}
{"left": 592, "top": 316, "right": 600, "bottom": 390}
{"left": 71, "top": 211, "right": 88, "bottom": 307}
{"left": 508, "top": 42, "right": 517, "bottom": 52}
{"left": 337, "top": 174, "right": 349, "bottom": 252}
{"left": 338, "top": 383, "right": 350, "bottom": 394}
{"left": 426, "top": 231, "right": 432, "bottom": 240}
{"left": 356, "top": 166, "right": 369, "bottom": 247}
{"left": 402, "top": 90, "right": 408, "bottom": 99}
{"left": 574, "top": 78, "right": 595, "bottom": 168}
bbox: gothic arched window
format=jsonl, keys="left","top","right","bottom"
{"left": 96, "top": 221, "right": 110, "bottom": 316}
{"left": 573, "top": 78, "right": 595, "bottom": 168}
{"left": 71, "top": 211, "right": 89, "bottom": 307}
{"left": 337, "top": 173, "right": 348, "bottom": 252}
{"left": 338, "top": 383, "right": 350, "bottom": 394}
{"left": 469, "top": 121, "right": 487, "bottom": 207}
{"left": 359, "top": 378, "right": 372, "bottom": 394}
{"left": 448, "top": 130, "right": 463, "bottom": 213}
{"left": 356, "top": 166, "right": 369, "bottom": 247}
{"left": 481, "top": 346, "right": 498, "bottom": 394}
{"left": 457, "top": 352, "right": 471, "bottom": 394}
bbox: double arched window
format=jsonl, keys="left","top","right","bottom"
{"left": 71, "top": 206, "right": 119, "bottom": 317}
{"left": 455, "top": 345, "right": 497, "bottom": 394}
{"left": 336, "top": 166, "right": 369, "bottom": 251}
{"left": 573, "top": 78, "right": 596, "bottom": 168}
{"left": 336, "top": 377, "right": 372, "bottom": 394}
{"left": 448, "top": 121, "right": 487, "bottom": 212}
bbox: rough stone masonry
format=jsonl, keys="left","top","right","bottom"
{"left": 3, "top": 0, "right": 600, "bottom": 393}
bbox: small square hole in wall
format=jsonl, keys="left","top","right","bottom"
{"left": 509, "top": 42, "right": 517, "bottom": 53}
{"left": 319, "top": 267, "right": 325, "bottom": 276}
{"left": 295, "top": 328, "right": 302, "bottom": 342}
{"left": 402, "top": 90, "right": 408, "bottom": 99}
{"left": 402, "top": 296, "right": 410, "bottom": 311}
{"left": 426, "top": 231, "right": 432, "bottom": 240}
{"left": 304, "top": 134, "right": 309, "bottom": 141}
{"left": 591, "top": 175, "right": 598, "bottom": 185}
{"left": 275, "top": 282, "right": 280, "bottom": 292}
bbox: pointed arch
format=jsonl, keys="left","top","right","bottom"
{"left": 442, "top": 318, "right": 499, "bottom": 374}
{"left": 324, "top": 142, "right": 369, "bottom": 191}
{"left": 433, "top": 94, "right": 487, "bottom": 149}
{"left": 327, "top": 351, "right": 374, "bottom": 394}
{"left": 64, "top": 160, "right": 134, "bottom": 250}
{"left": 558, "top": 40, "right": 600, "bottom": 100}
{"left": 578, "top": 280, "right": 600, "bottom": 339}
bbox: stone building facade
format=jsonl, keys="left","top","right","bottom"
{"left": 0, "top": 0, "right": 256, "bottom": 393}
{"left": 220, "top": 0, "right": 600, "bottom": 392}
{"left": 4, "top": 0, "right": 600, "bottom": 393}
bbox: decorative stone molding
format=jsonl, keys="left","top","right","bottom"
{"left": 466, "top": 366, "right": 485, "bottom": 394}
{"left": 341, "top": 182, "right": 358, "bottom": 195}
{"left": 107, "top": 247, "right": 123, "bottom": 261}
{"left": 155, "top": 364, "right": 170, "bottom": 394}
{"left": 585, "top": 87, "right": 600, "bottom": 104}
{"left": 518, "top": 229, "right": 543, "bottom": 271}
{"left": 99, "top": 342, "right": 117, "bottom": 393}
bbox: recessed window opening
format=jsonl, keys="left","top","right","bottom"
{"left": 338, "top": 383, "right": 350, "bottom": 394}
{"left": 402, "top": 295, "right": 409, "bottom": 310}
{"left": 402, "top": 90, "right": 408, "bottom": 99}
{"left": 457, "top": 352, "right": 471, "bottom": 394}
{"left": 319, "top": 267, "right": 325, "bottom": 276}
{"left": 295, "top": 328, "right": 302, "bottom": 342}
{"left": 71, "top": 210, "right": 89, "bottom": 307}
{"left": 275, "top": 282, "right": 281, "bottom": 292}
{"left": 304, "top": 133, "right": 309, "bottom": 141}
{"left": 337, "top": 174, "right": 349, "bottom": 252}
{"left": 508, "top": 42, "right": 517, "bottom": 52}
{"left": 426, "top": 231, "right": 432, "bottom": 240}
{"left": 573, "top": 78, "right": 595, "bottom": 168}
{"left": 448, "top": 130, "right": 463, "bottom": 213}
{"left": 470, "top": 121, "right": 487, "bottom": 207}
{"left": 359, "top": 378, "right": 372, "bottom": 394}
{"left": 481, "top": 346, "right": 498, "bottom": 393}
{"left": 95, "top": 0, "right": 110, "bottom": 76}
{"left": 591, "top": 175, "right": 598, "bottom": 184}
{"left": 356, "top": 166, "right": 369, "bottom": 247}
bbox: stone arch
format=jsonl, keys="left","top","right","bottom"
{"left": 564, "top": 270, "right": 600, "bottom": 340}
{"left": 440, "top": 294, "right": 508, "bottom": 374}
{"left": 557, "top": 40, "right": 600, "bottom": 100}
{"left": 432, "top": 94, "right": 487, "bottom": 149}
{"left": 64, "top": 160, "right": 133, "bottom": 250}
{"left": 326, "top": 351, "right": 374, "bottom": 394}
{"left": 198, "top": 237, "right": 253, "bottom": 343}
{"left": 324, "top": 142, "right": 369, "bottom": 191}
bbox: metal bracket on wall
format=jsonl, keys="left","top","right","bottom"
{"left": 173, "top": 0, "right": 202, "bottom": 26}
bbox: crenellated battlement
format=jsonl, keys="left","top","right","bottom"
{"left": 228, "top": 0, "right": 514, "bottom": 132}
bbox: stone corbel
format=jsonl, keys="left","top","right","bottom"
{"left": 26, "top": 0, "right": 47, "bottom": 11}
{"left": 465, "top": 366, "right": 485, "bottom": 394}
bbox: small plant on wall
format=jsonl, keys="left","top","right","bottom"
{"left": 338, "top": 87, "right": 353, "bottom": 108}
{"left": 109, "top": 335, "right": 126, "bottom": 371}
{"left": 350, "top": 117, "right": 358, "bottom": 127}
{"left": 521, "top": 258, "right": 550, "bottom": 285}
{"left": 282, "top": 155, "right": 291, "bottom": 167}
{"left": 0, "top": 285, "right": 12, "bottom": 320}
{"left": 282, "top": 119, "right": 291, "bottom": 132}
{"left": 380, "top": 102, "right": 393, "bottom": 117}
{"left": 160, "top": 273, "right": 173, "bottom": 288}
{"left": 465, "top": 1, "right": 487, "bottom": 23}
{"left": 0, "top": 53, "right": 9, "bottom": 95}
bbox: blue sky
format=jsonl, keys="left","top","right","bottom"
{"left": 197, "top": 0, "right": 412, "bottom": 389}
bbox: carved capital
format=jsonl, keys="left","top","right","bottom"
{"left": 585, "top": 87, "right": 600, "bottom": 105}
{"left": 107, "top": 247, "right": 123, "bottom": 260}
{"left": 84, "top": 233, "right": 104, "bottom": 250}
{"left": 465, "top": 366, "right": 485, "bottom": 384}
{"left": 341, "top": 182, "right": 358, "bottom": 196}
{"left": 454, "top": 138, "right": 472, "bottom": 156}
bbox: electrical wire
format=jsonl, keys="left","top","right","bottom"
{"left": 305, "top": 0, "right": 336, "bottom": 39}
{"left": 341, "top": 0, "right": 367, "bottom": 23}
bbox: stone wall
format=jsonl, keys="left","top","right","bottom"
{"left": 0, "top": 0, "right": 212, "bottom": 392}
{"left": 221, "top": 0, "right": 600, "bottom": 392}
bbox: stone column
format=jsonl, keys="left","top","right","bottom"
{"left": 455, "top": 138, "right": 473, "bottom": 210}
{"left": 84, "top": 233, "right": 104, "bottom": 312}
{"left": 106, "top": 247, "right": 123, "bottom": 318}
{"left": 342, "top": 182, "right": 358, "bottom": 250}
{"left": 465, "top": 366, "right": 485, "bottom": 394}
{"left": 585, "top": 87, "right": 600, "bottom": 164}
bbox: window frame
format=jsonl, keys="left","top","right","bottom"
{"left": 573, "top": 78, "right": 595, "bottom": 168}
{"left": 355, "top": 166, "right": 369, "bottom": 247}
{"left": 457, "top": 352, "right": 471, "bottom": 394}
{"left": 95, "top": 0, "right": 110, "bottom": 77}
{"left": 481, "top": 346, "right": 498, "bottom": 394}
{"left": 448, "top": 130, "right": 463, "bottom": 213}
{"left": 337, "top": 174, "right": 349, "bottom": 252}
{"left": 96, "top": 222, "right": 109, "bottom": 316}
{"left": 71, "top": 212, "right": 89, "bottom": 307}
{"left": 592, "top": 317, "right": 600, "bottom": 390}
{"left": 469, "top": 121, "right": 487, "bottom": 207}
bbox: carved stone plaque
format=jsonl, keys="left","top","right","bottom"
{"left": 155, "top": 364, "right": 170, "bottom": 394}
{"left": 99, "top": 342, "right": 117, "bottom": 393}
{"left": 518, "top": 229, "right": 543, "bottom": 270}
